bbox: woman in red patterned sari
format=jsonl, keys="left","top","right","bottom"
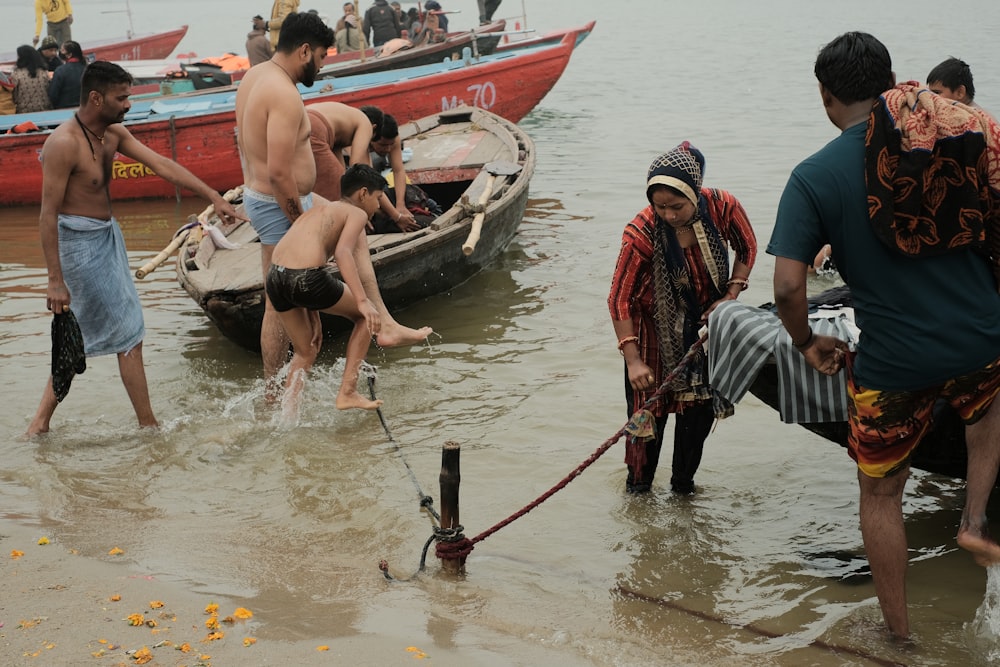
{"left": 608, "top": 142, "right": 757, "bottom": 494}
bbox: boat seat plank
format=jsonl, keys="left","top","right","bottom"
{"left": 405, "top": 130, "right": 508, "bottom": 172}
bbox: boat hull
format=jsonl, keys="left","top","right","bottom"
{"left": 1, "top": 26, "right": 588, "bottom": 207}
{"left": 176, "top": 108, "right": 535, "bottom": 351}
{"left": 0, "top": 26, "right": 188, "bottom": 65}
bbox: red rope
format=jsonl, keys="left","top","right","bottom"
{"left": 458, "top": 334, "right": 708, "bottom": 553}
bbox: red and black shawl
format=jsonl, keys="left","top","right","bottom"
{"left": 865, "top": 81, "right": 1000, "bottom": 268}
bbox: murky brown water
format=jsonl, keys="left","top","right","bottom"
{"left": 4, "top": 0, "right": 1000, "bottom": 664}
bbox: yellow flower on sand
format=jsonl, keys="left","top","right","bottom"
{"left": 11, "top": 549, "right": 24, "bottom": 559}
{"left": 176, "top": 642, "right": 191, "bottom": 653}
{"left": 234, "top": 607, "right": 253, "bottom": 620}
{"left": 126, "top": 613, "right": 145, "bottom": 626}
{"left": 132, "top": 646, "right": 153, "bottom": 664}
{"left": 243, "top": 637, "right": 257, "bottom": 647}
{"left": 204, "top": 602, "right": 219, "bottom": 614}
{"left": 37, "top": 537, "right": 49, "bottom": 545}
{"left": 317, "top": 645, "right": 330, "bottom": 651}
{"left": 109, "top": 547, "right": 125, "bottom": 556}
{"left": 109, "top": 594, "right": 122, "bottom": 602}
{"left": 205, "top": 615, "right": 220, "bottom": 630}
{"left": 204, "top": 631, "right": 224, "bottom": 642}
{"left": 149, "top": 601, "right": 164, "bottom": 609}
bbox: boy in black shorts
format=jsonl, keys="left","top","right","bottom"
{"left": 265, "top": 164, "right": 388, "bottom": 414}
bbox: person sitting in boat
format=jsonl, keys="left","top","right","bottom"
{"left": 11, "top": 45, "right": 52, "bottom": 114}
{"left": 367, "top": 113, "right": 425, "bottom": 232}
{"left": 247, "top": 14, "right": 274, "bottom": 66}
{"left": 36, "top": 35, "right": 63, "bottom": 73}
{"left": 409, "top": 2, "right": 447, "bottom": 46}
{"left": 48, "top": 41, "right": 86, "bottom": 110}
{"left": 609, "top": 141, "right": 757, "bottom": 494}
{"left": 363, "top": 0, "right": 402, "bottom": 47}
{"left": 264, "top": 164, "right": 387, "bottom": 415}
{"left": 335, "top": 2, "right": 363, "bottom": 53}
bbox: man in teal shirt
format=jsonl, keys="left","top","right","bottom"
{"left": 768, "top": 31, "right": 1000, "bottom": 639}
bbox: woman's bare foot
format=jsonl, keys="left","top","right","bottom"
{"left": 375, "top": 322, "right": 433, "bottom": 348}
{"left": 336, "top": 391, "right": 384, "bottom": 411}
{"left": 958, "top": 528, "right": 1000, "bottom": 566}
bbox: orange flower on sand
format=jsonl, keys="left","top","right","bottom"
{"left": 37, "top": 537, "right": 49, "bottom": 545}
{"left": 204, "top": 631, "right": 224, "bottom": 642}
{"left": 109, "top": 547, "right": 124, "bottom": 556}
{"left": 110, "top": 595, "right": 122, "bottom": 602}
{"left": 149, "top": 601, "right": 164, "bottom": 609}
{"left": 205, "top": 616, "right": 220, "bottom": 630}
{"left": 11, "top": 549, "right": 24, "bottom": 559}
{"left": 234, "top": 607, "right": 253, "bottom": 620}
{"left": 317, "top": 645, "right": 330, "bottom": 651}
{"left": 176, "top": 642, "right": 192, "bottom": 653}
{"left": 126, "top": 613, "right": 145, "bottom": 626}
{"left": 204, "top": 602, "right": 219, "bottom": 614}
{"left": 132, "top": 646, "right": 153, "bottom": 664}
{"left": 243, "top": 637, "right": 257, "bottom": 647}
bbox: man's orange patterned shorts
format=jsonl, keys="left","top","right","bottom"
{"left": 846, "top": 352, "right": 1000, "bottom": 477}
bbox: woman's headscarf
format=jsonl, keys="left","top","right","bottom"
{"left": 646, "top": 140, "right": 705, "bottom": 206}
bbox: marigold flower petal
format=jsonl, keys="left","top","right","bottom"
{"left": 205, "top": 616, "right": 219, "bottom": 630}
{"left": 149, "top": 600, "right": 164, "bottom": 609}
{"left": 11, "top": 549, "right": 24, "bottom": 559}
{"left": 176, "top": 642, "right": 191, "bottom": 653}
{"left": 109, "top": 595, "right": 121, "bottom": 602}
{"left": 132, "top": 646, "right": 153, "bottom": 664}
{"left": 234, "top": 607, "right": 253, "bottom": 619}
{"left": 317, "top": 645, "right": 330, "bottom": 651}
{"left": 204, "top": 602, "right": 219, "bottom": 614}
{"left": 37, "top": 537, "right": 49, "bottom": 545}
{"left": 126, "top": 613, "right": 145, "bottom": 626}
{"left": 109, "top": 547, "right": 124, "bottom": 556}
{"left": 243, "top": 637, "right": 257, "bottom": 647}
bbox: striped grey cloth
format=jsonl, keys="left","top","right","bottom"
{"left": 707, "top": 300, "right": 856, "bottom": 424}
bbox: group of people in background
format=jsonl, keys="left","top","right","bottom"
{"left": 3, "top": 0, "right": 83, "bottom": 114}
{"left": 249, "top": 0, "right": 499, "bottom": 63}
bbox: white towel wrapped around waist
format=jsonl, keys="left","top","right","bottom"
{"left": 58, "top": 214, "right": 144, "bottom": 357}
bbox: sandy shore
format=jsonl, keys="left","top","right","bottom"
{"left": 0, "top": 518, "right": 489, "bottom": 667}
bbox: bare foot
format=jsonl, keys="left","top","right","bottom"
{"left": 24, "top": 423, "right": 49, "bottom": 438}
{"left": 336, "top": 392, "right": 384, "bottom": 411}
{"left": 375, "top": 323, "right": 433, "bottom": 348}
{"left": 958, "top": 529, "right": 1000, "bottom": 566}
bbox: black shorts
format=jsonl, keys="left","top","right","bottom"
{"left": 265, "top": 264, "right": 346, "bottom": 313}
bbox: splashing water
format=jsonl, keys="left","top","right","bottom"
{"left": 969, "top": 565, "right": 1000, "bottom": 662}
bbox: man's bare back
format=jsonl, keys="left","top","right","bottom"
{"left": 235, "top": 62, "right": 316, "bottom": 197}
{"left": 305, "top": 101, "right": 374, "bottom": 156}
{"left": 271, "top": 201, "right": 367, "bottom": 269}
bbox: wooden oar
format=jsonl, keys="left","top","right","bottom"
{"left": 135, "top": 187, "right": 243, "bottom": 279}
{"left": 461, "top": 161, "right": 522, "bottom": 256}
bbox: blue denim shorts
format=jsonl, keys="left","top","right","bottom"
{"left": 244, "top": 187, "right": 314, "bottom": 245}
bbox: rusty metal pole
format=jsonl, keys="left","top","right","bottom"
{"left": 438, "top": 440, "right": 464, "bottom": 573}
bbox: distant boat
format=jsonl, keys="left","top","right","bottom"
{"left": 0, "top": 24, "right": 592, "bottom": 206}
{"left": 123, "top": 21, "right": 509, "bottom": 97}
{"left": 175, "top": 107, "right": 535, "bottom": 351}
{"left": 0, "top": 26, "right": 189, "bottom": 66}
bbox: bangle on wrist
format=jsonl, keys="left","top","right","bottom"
{"left": 726, "top": 276, "right": 749, "bottom": 291}
{"left": 792, "top": 329, "right": 814, "bottom": 349}
{"left": 617, "top": 335, "right": 639, "bottom": 356}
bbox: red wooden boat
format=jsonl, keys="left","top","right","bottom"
{"left": 0, "top": 26, "right": 189, "bottom": 66}
{"left": 0, "top": 25, "right": 590, "bottom": 206}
